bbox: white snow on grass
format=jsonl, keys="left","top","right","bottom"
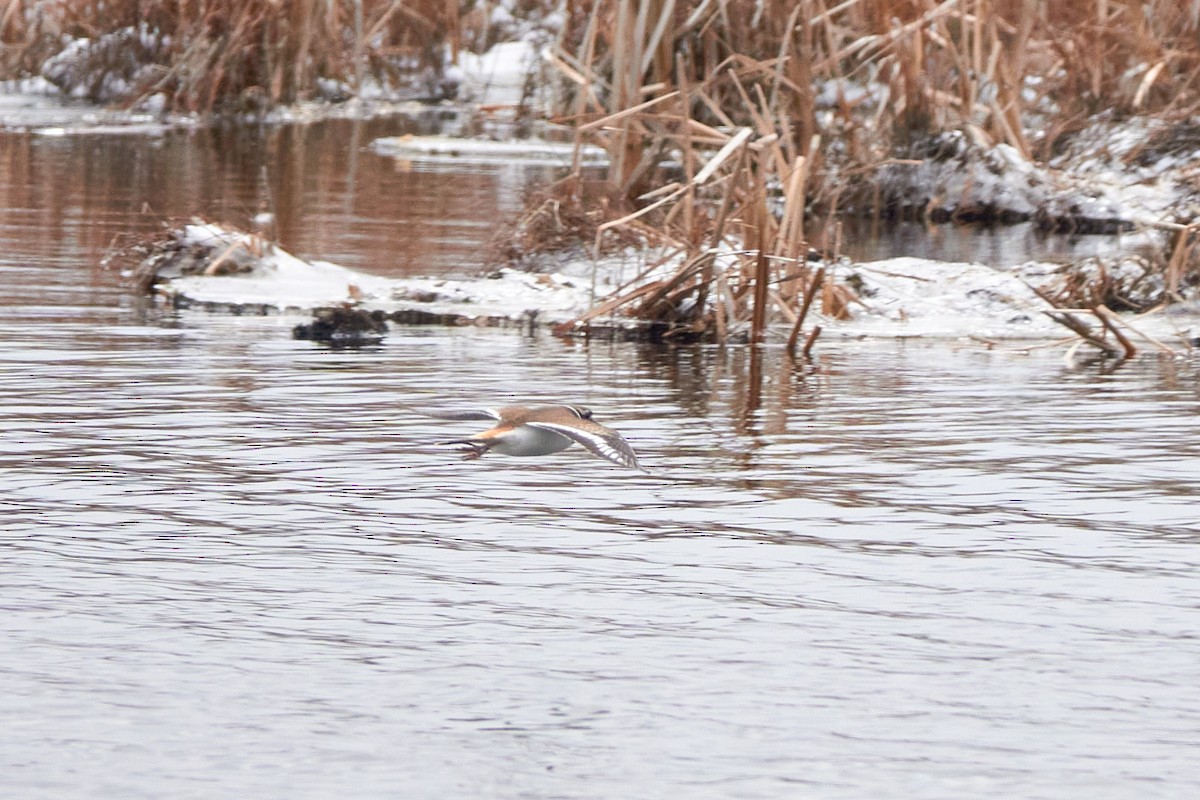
{"left": 164, "top": 224, "right": 392, "bottom": 309}
{"left": 389, "top": 268, "right": 604, "bottom": 318}
{"left": 822, "top": 258, "right": 1061, "bottom": 339}
{"left": 1047, "top": 116, "right": 1200, "bottom": 228}
{"left": 819, "top": 257, "right": 1198, "bottom": 347}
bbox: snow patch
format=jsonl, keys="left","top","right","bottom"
{"left": 150, "top": 224, "right": 608, "bottom": 321}
{"left": 371, "top": 134, "right": 607, "bottom": 165}
{"left": 823, "top": 258, "right": 1060, "bottom": 339}
{"left": 453, "top": 40, "right": 549, "bottom": 113}
{"left": 163, "top": 225, "right": 394, "bottom": 309}
{"left": 0, "top": 81, "right": 186, "bottom": 133}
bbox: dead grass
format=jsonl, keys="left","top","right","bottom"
{"left": 496, "top": 174, "right": 651, "bottom": 266}
{"left": 1, "top": 0, "right": 461, "bottom": 111}
{"left": 536, "top": 0, "right": 1200, "bottom": 342}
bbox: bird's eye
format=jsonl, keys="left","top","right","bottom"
{"left": 575, "top": 406, "right": 593, "bottom": 419}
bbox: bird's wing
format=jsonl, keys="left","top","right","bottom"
{"left": 421, "top": 407, "right": 502, "bottom": 421}
{"left": 526, "top": 420, "right": 642, "bottom": 471}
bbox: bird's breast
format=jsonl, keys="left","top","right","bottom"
{"left": 489, "top": 425, "right": 575, "bottom": 456}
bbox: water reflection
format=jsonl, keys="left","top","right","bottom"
{"left": 4, "top": 315, "right": 1200, "bottom": 799}
{"left": 0, "top": 113, "right": 556, "bottom": 281}
{"left": 836, "top": 216, "right": 1153, "bottom": 265}
{"left": 2, "top": 118, "right": 1200, "bottom": 799}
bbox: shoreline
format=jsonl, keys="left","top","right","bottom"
{"left": 127, "top": 221, "right": 1199, "bottom": 355}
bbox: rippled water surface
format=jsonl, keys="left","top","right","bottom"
{"left": 2, "top": 121, "right": 1199, "bottom": 799}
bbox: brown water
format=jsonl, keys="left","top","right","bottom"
{"left": 2, "top": 119, "right": 1199, "bottom": 800}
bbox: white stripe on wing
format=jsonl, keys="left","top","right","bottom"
{"left": 526, "top": 421, "right": 641, "bottom": 470}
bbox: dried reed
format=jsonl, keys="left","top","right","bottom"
{"left": 543, "top": 0, "right": 1200, "bottom": 342}
{"left": 2, "top": 0, "right": 461, "bottom": 111}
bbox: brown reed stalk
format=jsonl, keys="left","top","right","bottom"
{"left": 1164, "top": 225, "right": 1197, "bottom": 299}
{"left": 5, "top": 0, "right": 462, "bottom": 112}
{"left": 801, "top": 324, "right": 823, "bottom": 359}
{"left": 1090, "top": 305, "right": 1138, "bottom": 359}
{"left": 786, "top": 267, "right": 826, "bottom": 356}
{"left": 676, "top": 51, "right": 697, "bottom": 243}
{"left": 776, "top": 153, "right": 810, "bottom": 270}
{"left": 750, "top": 245, "right": 770, "bottom": 344}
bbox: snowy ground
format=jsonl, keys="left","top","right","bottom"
{"left": 143, "top": 223, "right": 614, "bottom": 325}
{"left": 859, "top": 122, "right": 1200, "bottom": 234}
{"left": 139, "top": 223, "right": 1199, "bottom": 352}
{"left": 0, "top": 79, "right": 183, "bottom": 134}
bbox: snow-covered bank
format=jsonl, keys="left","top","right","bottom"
{"left": 135, "top": 223, "right": 613, "bottom": 326}
{"left": 853, "top": 118, "right": 1200, "bottom": 234}
{"left": 0, "top": 79, "right": 187, "bottom": 134}
{"left": 1, "top": 30, "right": 552, "bottom": 132}
{"left": 131, "top": 223, "right": 1199, "bottom": 351}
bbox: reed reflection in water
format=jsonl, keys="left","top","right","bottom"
{"left": 0, "top": 112, "right": 553, "bottom": 280}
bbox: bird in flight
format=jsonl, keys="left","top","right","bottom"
{"left": 430, "top": 404, "right": 642, "bottom": 471}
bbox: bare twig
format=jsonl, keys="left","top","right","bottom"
{"left": 1044, "top": 310, "right": 1124, "bottom": 356}
{"left": 1090, "top": 305, "right": 1137, "bottom": 358}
